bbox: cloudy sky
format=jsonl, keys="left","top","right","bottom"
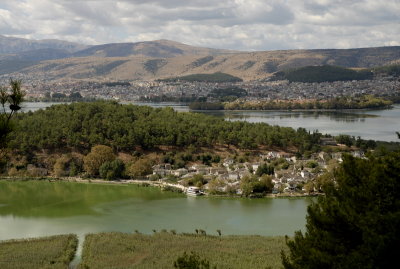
{"left": 0, "top": 0, "right": 399, "bottom": 50}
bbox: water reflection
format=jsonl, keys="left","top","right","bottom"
{"left": 207, "top": 111, "right": 377, "bottom": 123}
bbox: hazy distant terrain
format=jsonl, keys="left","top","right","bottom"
{"left": 1, "top": 35, "right": 399, "bottom": 81}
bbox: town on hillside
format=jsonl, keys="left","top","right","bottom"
{"left": 2, "top": 73, "right": 399, "bottom": 103}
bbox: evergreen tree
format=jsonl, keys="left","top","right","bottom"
{"left": 282, "top": 152, "right": 400, "bottom": 269}
{"left": 0, "top": 79, "right": 24, "bottom": 151}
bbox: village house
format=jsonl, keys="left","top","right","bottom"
{"left": 222, "top": 158, "right": 235, "bottom": 169}
{"left": 173, "top": 168, "right": 189, "bottom": 177}
{"left": 320, "top": 137, "right": 337, "bottom": 146}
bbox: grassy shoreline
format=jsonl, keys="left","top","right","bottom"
{"left": 0, "top": 176, "right": 320, "bottom": 199}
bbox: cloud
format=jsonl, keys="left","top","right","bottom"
{"left": 0, "top": 0, "right": 398, "bottom": 50}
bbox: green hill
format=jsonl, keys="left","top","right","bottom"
{"left": 373, "top": 64, "right": 400, "bottom": 76}
{"left": 272, "top": 65, "right": 373, "bottom": 83}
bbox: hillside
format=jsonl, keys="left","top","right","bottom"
{"left": 72, "top": 39, "right": 236, "bottom": 58}
{"left": 1, "top": 37, "right": 399, "bottom": 81}
{"left": 271, "top": 65, "right": 374, "bottom": 83}
{"left": 0, "top": 35, "right": 88, "bottom": 54}
{"left": 161, "top": 72, "right": 243, "bottom": 82}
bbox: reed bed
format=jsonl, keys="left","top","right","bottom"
{"left": 0, "top": 234, "right": 78, "bottom": 269}
{"left": 79, "top": 232, "right": 287, "bottom": 269}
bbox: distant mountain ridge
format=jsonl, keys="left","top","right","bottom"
{"left": 0, "top": 35, "right": 399, "bottom": 81}
{"left": 0, "top": 35, "right": 88, "bottom": 54}
{"left": 72, "top": 40, "right": 236, "bottom": 58}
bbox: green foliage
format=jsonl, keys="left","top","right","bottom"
{"left": 373, "top": 64, "right": 400, "bottom": 76}
{"left": 196, "top": 153, "right": 219, "bottom": 165}
{"left": 128, "top": 158, "right": 153, "bottom": 178}
{"left": 83, "top": 145, "right": 115, "bottom": 176}
{"left": 10, "top": 101, "right": 319, "bottom": 152}
{"left": 53, "top": 155, "right": 70, "bottom": 177}
{"left": 162, "top": 72, "right": 243, "bottom": 83}
{"left": 225, "top": 95, "right": 392, "bottom": 110}
{"left": 335, "top": 134, "right": 353, "bottom": 147}
{"left": 189, "top": 102, "right": 224, "bottom": 110}
{"left": 0, "top": 79, "right": 25, "bottom": 151}
{"left": 99, "top": 159, "right": 125, "bottom": 180}
{"left": 256, "top": 163, "right": 275, "bottom": 176}
{"left": 186, "top": 174, "right": 207, "bottom": 187}
{"left": 0, "top": 234, "right": 78, "bottom": 269}
{"left": 34, "top": 91, "right": 96, "bottom": 102}
{"left": 174, "top": 251, "right": 214, "bottom": 269}
{"left": 282, "top": 152, "right": 400, "bottom": 269}
{"left": 272, "top": 65, "right": 373, "bottom": 83}
{"left": 240, "top": 174, "right": 273, "bottom": 197}
{"left": 79, "top": 232, "right": 286, "bottom": 269}
{"left": 305, "top": 160, "right": 318, "bottom": 169}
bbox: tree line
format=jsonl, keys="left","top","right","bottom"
{"left": 224, "top": 95, "right": 392, "bottom": 110}
{"left": 9, "top": 101, "right": 324, "bottom": 153}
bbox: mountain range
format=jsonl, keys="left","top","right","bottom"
{"left": 0, "top": 35, "right": 399, "bottom": 81}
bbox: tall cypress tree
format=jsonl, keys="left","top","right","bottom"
{"left": 282, "top": 151, "right": 400, "bottom": 269}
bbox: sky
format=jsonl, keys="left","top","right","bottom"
{"left": 0, "top": 0, "right": 399, "bottom": 51}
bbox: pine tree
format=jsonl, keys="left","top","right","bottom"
{"left": 282, "top": 152, "right": 400, "bottom": 269}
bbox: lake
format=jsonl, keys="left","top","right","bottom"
{"left": 21, "top": 102, "right": 400, "bottom": 142}
{"left": 0, "top": 180, "right": 311, "bottom": 265}
{"left": 0, "top": 181, "right": 310, "bottom": 240}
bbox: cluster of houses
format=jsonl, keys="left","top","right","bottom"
{"left": 150, "top": 149, "right": 365, "bottom": 195}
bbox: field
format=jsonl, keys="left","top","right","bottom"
{"left": 0, "top": 234, "right": 78, "bottom": 269}
{"left": 79, "top": 232, "right": 287, "bottom": 269}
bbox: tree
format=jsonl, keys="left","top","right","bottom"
{"left": 53, "top": 155, "right": 70, "bottom": 177}
{"left": 173, "top": 252, "right": 214, "bottom": 269}
{"left": 281, "top": 152, "right": 400, "bottom": 269}
{"left": 255, "top": 163, "right": 274, "bottom": 176}
{"left": 127, "top": 158, "right": 153, "bottom": 178}
{"left": 335, "top": 134, "right": 353, "bottom": 147}
{"left": 255, "top": 174, "right": 274, "bottom": 193}
{"left": 99, "top": 159, "right": 125, "bottom": 180}
{"left": 83, "top": 145, "right": 115, "bottom": 176}
{"left": 0, "top": 79, "right": 24, "bottom": 152}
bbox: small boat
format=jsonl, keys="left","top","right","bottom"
{"left": 186, "top": 186, "right": 203, "bottom": 196}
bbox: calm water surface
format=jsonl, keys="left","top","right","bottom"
{"left": 0, "top": 181, "right": 310, "bottom": 240}
{"left": 21, "top": 102, "right": 400, "bottom": 141}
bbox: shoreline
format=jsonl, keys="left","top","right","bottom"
{"left": 0, "top": 176, "right": 320, "bottom": 199}
{"left": 22, "top": 100, "right": 397, "bottom": 112}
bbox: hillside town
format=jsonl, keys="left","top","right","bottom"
{"left": 146, "top": 145, "right": 363, "bottom": 197}
{"left": 1, "top": 73, "right": 399, "bottom": 102}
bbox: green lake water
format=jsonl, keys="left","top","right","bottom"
{"left": 0, "top": 180, "right": 311, "bottom": 240}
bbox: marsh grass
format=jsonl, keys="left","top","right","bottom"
{"left": 79, "top": 232, "right": 287, "bottom": 269}
{"left": 0, "top": 234, "right": 78, "bottom": 269}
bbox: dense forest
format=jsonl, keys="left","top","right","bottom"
{"left": 271, "top": 65, "right": 373, "bottom": 83}
{"left": 373, "top": 64, "right": 400, "bottom": 76}
{"left": 9, "top": 101, "right": 323, "bottom": 153}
